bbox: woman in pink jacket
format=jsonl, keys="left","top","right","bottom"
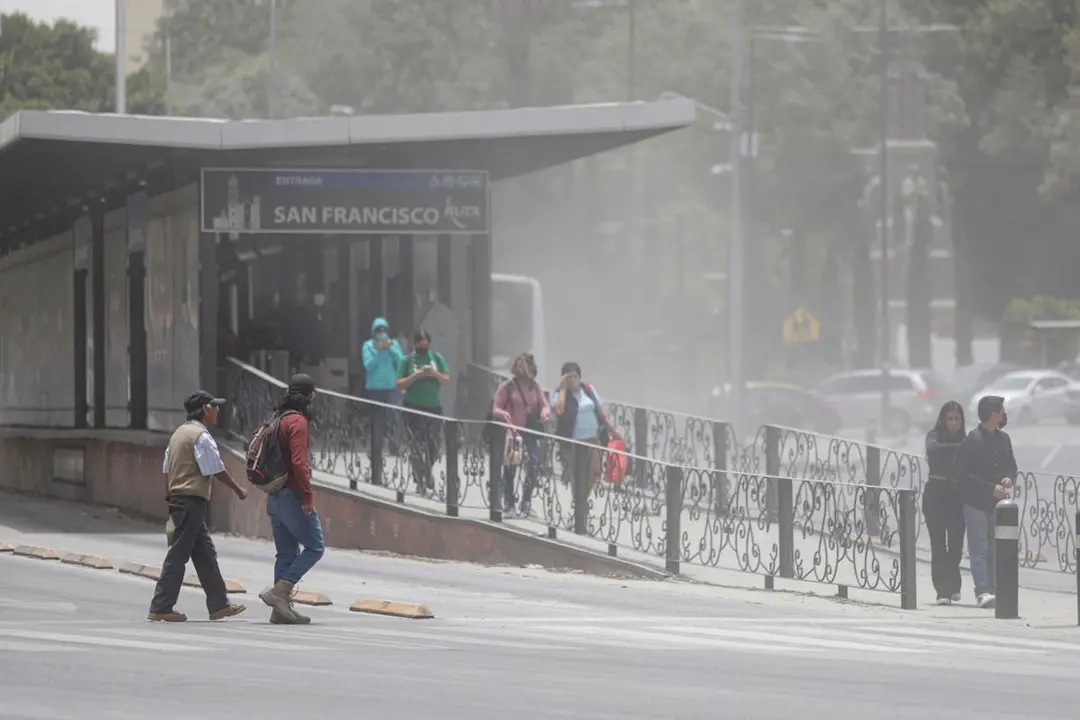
{"left": 492, "top": 353, "right": 550, "bottom": 517}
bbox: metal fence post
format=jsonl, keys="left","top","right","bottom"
{"left": 899, "top": 488, "right": 918, "bottom": 610}
{"left": 995, "top": 499, "right": 1019, "bottom": 620}
{"left": 778, "top": 475, "right": 794, "bottom": 579}
{"left": 864, "top": 444, "right": 882, "bottom": 539}
{"left": 444, "top": 421, "right": 460, "bottom": 517}
{"left": 1075, "top": 510, "right": 1080, "bottom": 626}
{"left": 765, "top": 425, "right": 779, "bottom": 523}
{"left": 665, "top": 464, "right": 682, "bottom": 575}
{"left": 371, "top": 408, "right": 384, "bottom": 487}
{"left": 633, "top": 406, "right": 648, "bottom": 489}
{"left": 712, "top": 421, "right": 729, "bottom": 517}
{"left": 488, "top": 424, "right": 503, "bottom": 522}
{"left": 572, "top": 443, "right": 589, "bottom": 535}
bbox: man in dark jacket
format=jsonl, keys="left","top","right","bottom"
{"left": 954, "top": 395, "right": 1016, "bottom": 609}
{"left": 258, "top": 373, "right": 326, "bottom": 625}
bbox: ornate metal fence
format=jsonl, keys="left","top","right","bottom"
{"left": 223, "top": 357, "right": 918, "bottom": 604}
{"left": 237, "top": 359, "right": 1080, "bottom": 577}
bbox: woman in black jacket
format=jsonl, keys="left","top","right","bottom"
{"left": 924, "top": 401, "right": 967, "bottom": 605}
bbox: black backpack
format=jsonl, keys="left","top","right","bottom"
{"left": 245, "top": 410, "right": 299, "bottom": 494}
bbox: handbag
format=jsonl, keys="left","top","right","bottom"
{"left": 504, "top": 431, "right": 524, "bottom": 467}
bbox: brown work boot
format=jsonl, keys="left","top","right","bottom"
{"left": 147, "top": 610, "right": 187, "bottom": 622}
{"left": 259, "top": 580, "right": 300, "bottom": 623}
{"left": 209, "top": 603, "right": 247, "bottom": 621}
{"left": 269, "top": 607, "right": 311, "bottom": 625}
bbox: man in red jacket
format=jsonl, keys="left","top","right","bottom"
{"left": 258, "top": 373, "right": 325, "bottom": 625}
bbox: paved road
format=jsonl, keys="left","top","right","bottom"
{"left": 3, "top": 499, "right": 1080, "bottom": 719}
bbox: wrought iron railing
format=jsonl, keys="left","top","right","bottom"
{"left": 223, "top": 357, "right": 919, "bottom": 604}
{"left": 466, "top": 362, "right": 1080, "bottom": 574}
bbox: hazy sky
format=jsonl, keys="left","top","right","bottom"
{"left": 0, "top": 0, "right": 115, "bottom": 51}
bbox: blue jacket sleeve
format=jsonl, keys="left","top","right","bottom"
{"left": 390, "top": 340, "right": 405, "bottom": 366}
{"left": 362, "top": 340, "right": 378, "bottom": 372}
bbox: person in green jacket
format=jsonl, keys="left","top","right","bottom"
{"left": 396, "top": 329, "right": 450, "bottom": 496}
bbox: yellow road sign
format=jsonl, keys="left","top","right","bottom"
{"left": 782, "top": 307, "right": 820, "bottom": 343}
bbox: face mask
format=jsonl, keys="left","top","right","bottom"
{"left": 999, "top": 411, "right": 1008, "bottom": 429}
{"left": 375, "top": 332, "right": 388, "bottom": 342}
{"left": 416, "top": 346, "right": 429, "bottom": 355}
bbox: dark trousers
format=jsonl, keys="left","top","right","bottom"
{"left": 404, "top": 403, "right": 442, "bottom": 492}
{"left": 922, "top": 479, "right": 966, "bottom": 599}
{"left": 150, "top": 495, "right": 230, "bottom": 614}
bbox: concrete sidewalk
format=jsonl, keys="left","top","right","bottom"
{"left": 307, "top": 446, "right": 1080, "bottom": 603}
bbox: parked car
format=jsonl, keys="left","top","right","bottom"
{"left": 948, "top": 362, "right": 1023, "bottom": 405}
{"left": 1064, "top": 383, "right": 1080, "bottom": 425}
{"left": 710, "top": 382, "right": 842, "bottom": 436}
{"left": 968, "top": 369, "right": 1074, "bottom": 425}
{"left": 814, "top": 369, "right": 949, "bottom": 435}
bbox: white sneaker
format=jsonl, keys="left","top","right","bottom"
{"left": 936, "top": 597, "right": 952, "bottom": 606}
{"left": 976, "top": 593, "right": 996, "bottom": 609}
{"left": 951, "top": 593, "right": 962, "bottom": 603}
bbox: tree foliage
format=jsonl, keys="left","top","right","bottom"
{"left": 0, "top": 12, "right": 114, "bottom": 116}
{"left": 6, "top": 0, "right": 1080, "bottom": 376}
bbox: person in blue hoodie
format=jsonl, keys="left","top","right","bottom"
{"left": 362, "top": 317, "right": 405, "bottom": 450}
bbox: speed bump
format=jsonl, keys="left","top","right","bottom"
{"left": 13, "top": 545, "right": 60, "bottom": 561}
{"left": 0, "top": 541, "right": 13, "bottom": 553}
{"left": 61, "top": 553, "right": 114, "bottom": 570}
{"left": 118, "top": 562, "right": 162, "bottom": 580}
{"left": 349, "top": 598, "right": 434, "bottom": 619}
{"left": 262, "top": 587, "right": 332, "bottom": 606}
{"left": 184, "top": 576, "right": 247, "bottom": 594}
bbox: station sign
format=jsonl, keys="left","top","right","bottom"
{"left": 200, "top": 168, "right": 489, "bottom": 235}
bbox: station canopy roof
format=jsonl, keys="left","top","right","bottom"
{"left": 0, "top": 99, "right": 695, "bottom": 239}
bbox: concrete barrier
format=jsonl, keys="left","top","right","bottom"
{"left": 0, "top": 541, "right": 13, "bottom": 552}
{"left": 183, "top": 576, "right": 247, "bottom": 594}
{"left": 61, "top": 553, "right": 114, "bottom": 570}
{"left": 13, "top": 545, "right": 59, "bottom": 560}
{"left": 118, "top": 562, "right": 162, "bottom": 580}
{"left": 0, "top": 428, "right": 664, "bottom": 580}
{"left": 349, "top": 598, "right": 434, "bottom": 619}
{"left": 261, "top": 587, "right": 332, "bottom": 606}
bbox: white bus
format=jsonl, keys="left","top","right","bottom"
{"left": 491, "top": 273, "right": 546, "bottom": 382}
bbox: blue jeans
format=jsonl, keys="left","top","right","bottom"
{"left": 963, "top": 504, "right": 996, "bottom": 597}
{"left": 267, "top": 487, "right": 325, "bottom": 585}
{"left": 502, "top": 434, "right": 539, "bottom": 509}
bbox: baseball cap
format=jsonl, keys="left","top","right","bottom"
{"left": 183, "top": 390, "right": 226, "bottom": 414}
{"left": 287, "top": 373, "right": 317, "bottom": 396}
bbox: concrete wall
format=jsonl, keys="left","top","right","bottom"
{"left": 0, "top": 428, "right": 662, "bottom": 579}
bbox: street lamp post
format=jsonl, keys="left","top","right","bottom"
{"left": 729, "top": 0, "right": 746, "bottom": 428}
{"left": 115, "top": 0, "right": 126, "bottom": 114}
{"left": 878, "top": 0, "right": 892, "bottom": 432}
{"left": 267, "top": 0, "right": 278, "bottom": 119}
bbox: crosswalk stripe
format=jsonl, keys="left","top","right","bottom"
{"left": 109, "top": 628, "right": 331, "bottom": 652}
{"left": 521, "top": 624, "right": 817, "bottom": 653}
{"left": 860, "top": 626, "right": 1080, "bottom": 653}
{"left": 0, "top": 628, "right": 202, "bottom": 652}
{"left": 649, "top": 625, "right": 920, "bottom": 654}
{"left": 0, "top": 639, "right": 81, "bottom": 653}
{"left": 779, "top": 625, "right": 1039, "bottom": 654}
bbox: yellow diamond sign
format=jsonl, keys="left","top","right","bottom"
{"left": 782, "top": 307, "right": 820, "bottom": 343}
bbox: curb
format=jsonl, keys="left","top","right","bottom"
{"left": 61, "top": 553, "right": 114, "bottom": 570}
{"left": 184, "top": 576, "right": 247, "bottom": 594}
{"left": 13, "top": 545, "right": 59, "bottom": 561}
{"left": 349, "top": 598, "right": 434, "bottom": 619}
{"left": 0, "top": 541, "right": 12, "bottom": 553}
{"left": 118, "top": 562, "right": 162, "bottom": 580}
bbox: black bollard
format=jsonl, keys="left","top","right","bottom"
{"left": 994, "top": 499, "right": 1019, "bottom": 620}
